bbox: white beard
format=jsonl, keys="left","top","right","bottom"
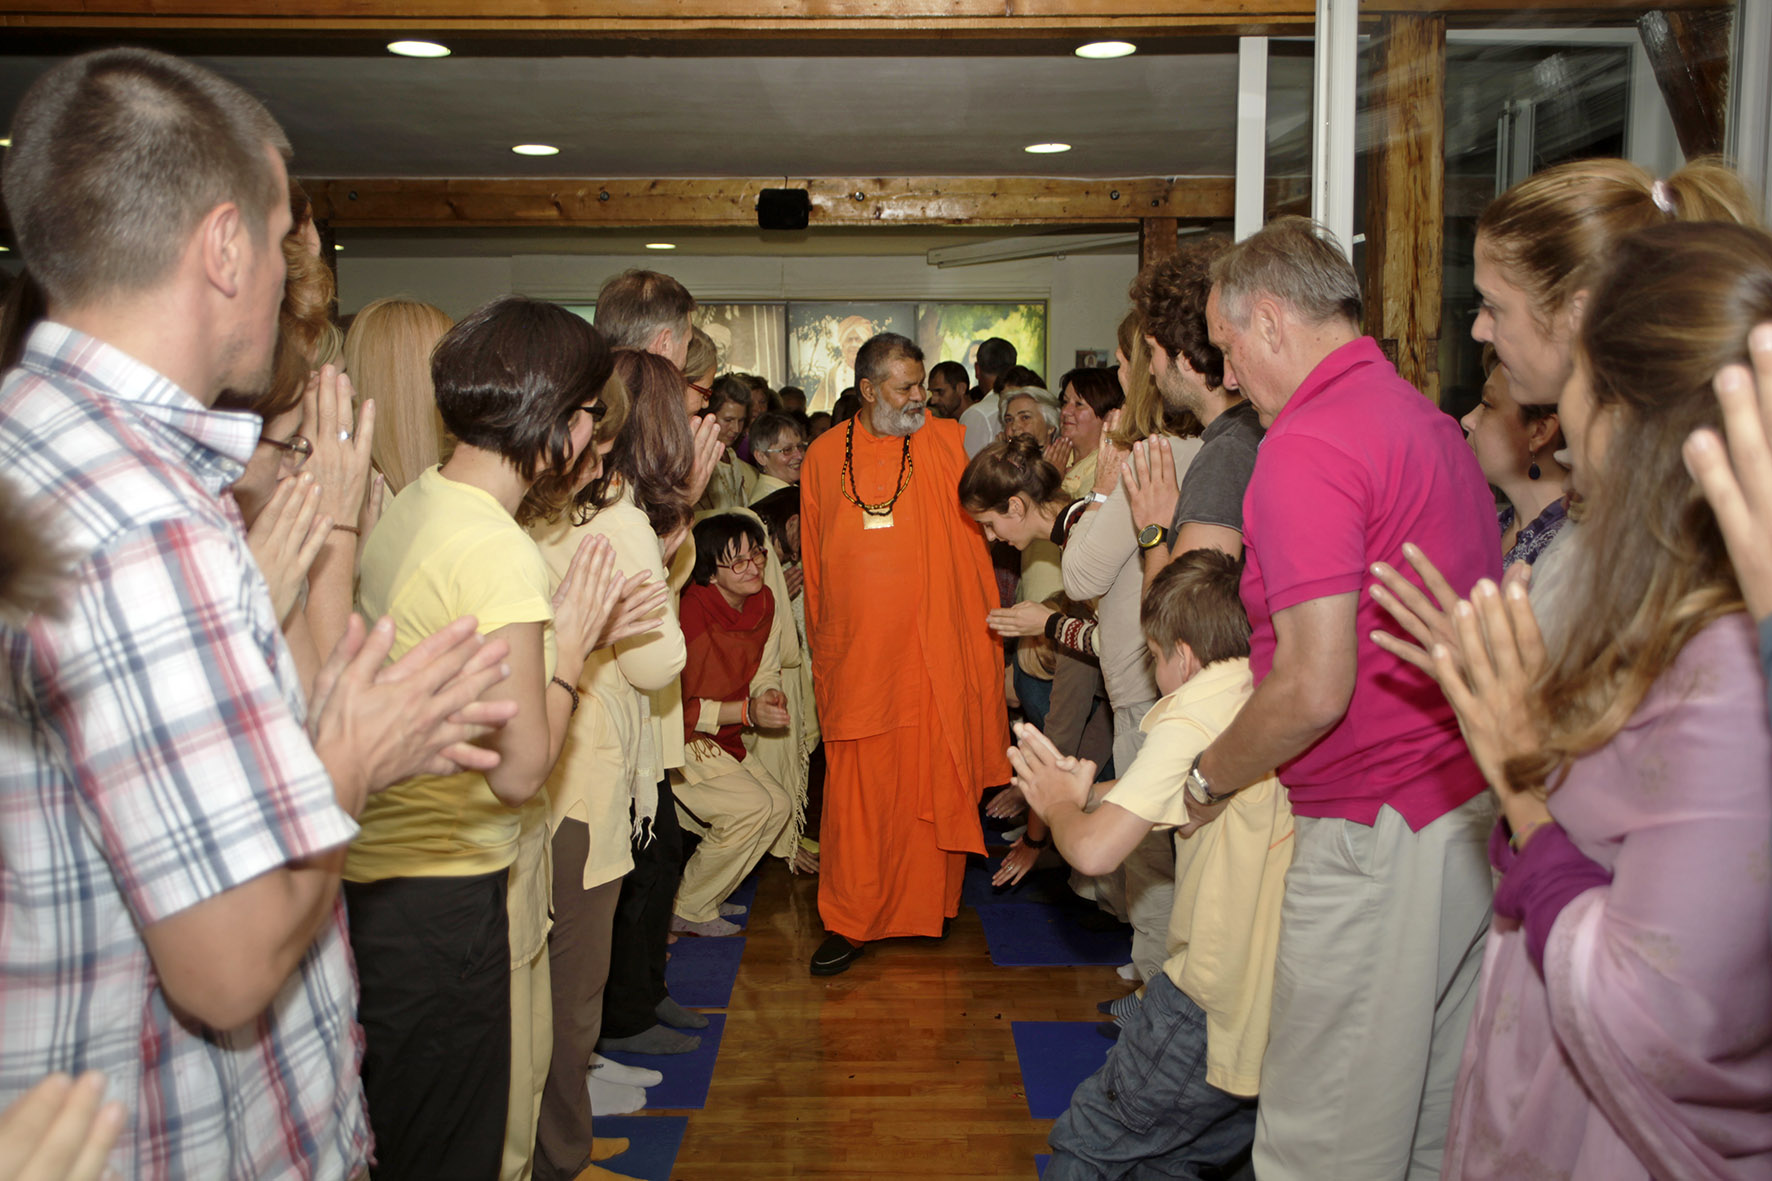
{"left": 871, "top": 401, "right": 927, "bottom": 437}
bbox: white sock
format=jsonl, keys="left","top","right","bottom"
{"left": 588, "top": 1074, "right": 646, "bottom": 1116}
{"left": 1116, "top": 962, "right": 1140, "bottom": 982}
{"left": 592, "top": 1053, "right": 663, "bottom": 1088}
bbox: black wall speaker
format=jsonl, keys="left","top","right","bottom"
{"left": 757, "top": 188, "right": 812, "bottom": 231}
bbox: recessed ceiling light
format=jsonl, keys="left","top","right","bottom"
{"left": 645, "top": 243, "right": 676, "bottom": 251}
{"left": 388, "top": 40, "right": 450, "bottom": 58}
{"left": 1075, "top": 41, "right": 1136, "bottom": 59}
{"left": 1024, "top": 142, "right": 1072, "bottom": 154}
{"left": 0, "top": 245, "right": 9, "bottom": 252}
{"left": 0, "top": 137, "right": 10, "bottom": 147}
{"left": 331, "top": 244, "right": 344, "bottom": 252}
{"left": 511, "top": 143, "right": 560, "bottom": 157}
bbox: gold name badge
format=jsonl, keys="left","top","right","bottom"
{"left": 863, "top": 510, "right": 895, "bottom": 530}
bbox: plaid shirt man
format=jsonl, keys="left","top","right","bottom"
{"left": 0, "top": 322, "right": 371, "bottom": 1179}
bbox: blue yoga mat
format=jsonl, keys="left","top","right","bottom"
{"left": 978, "top": 901, "right": 1132, "bottom": 967}
{"left": 1012, "top": 1021, "right": 1113, "bottom": 1119}
{"left": 590, "top": 1115, "right": 688, "bottom": 1181}
{"left": 722, "top": 867, "right": 761, "bottom": 929}
{"left": 962, "top": 856, "right": 1078, "bottom": 908}
{"left": 1037, "top": 1153, "right": 1050, "bottom": 1177}
{"left": 601, "top": 1013, "right": 727, "bottom": 1110}
{"left": 665, "top": 935, "right": 746, "bottom": 1009}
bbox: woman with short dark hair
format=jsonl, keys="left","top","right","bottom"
{"left": 346, "top": 295, "right": 629, "bottom": 1179}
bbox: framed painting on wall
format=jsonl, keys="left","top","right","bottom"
{"left": 695, "top": 303, "right": 787, "bottom": 389}
{"left": 788, "top": 302, "right": 916, "bottom": 413}
{"left": 916, "top": 303, "right": 1049, "bottom": 386}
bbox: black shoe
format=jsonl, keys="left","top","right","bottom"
{"left": 810, "top": 933, "right": 867, "bottom": 976}
{"left": 1096, "top": 1021, "right": 1122, "bottom": 1041}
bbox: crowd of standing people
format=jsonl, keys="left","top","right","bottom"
{"left": 0, "top": 44, "right": 1770, "bottom": 1181}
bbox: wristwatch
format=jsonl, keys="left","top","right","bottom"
{"left": 1185, "top": 752, "right": 1238, "bottom": 806}
{"left": 1086, "top": 491, "right": 1111, "bottom": 505}
{"left": 1137, "top": 523, "right": 1170, "bottom": 551}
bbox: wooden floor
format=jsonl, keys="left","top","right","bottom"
{"left": 661, "top": 858, "right": 1122, "bottom": 1180}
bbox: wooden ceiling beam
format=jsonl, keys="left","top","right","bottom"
{"left": 306, "top": 176, "right": 1237, "bottom": 228}
{"left": 0, "top": 0, "right": 1729, "bottom": 36}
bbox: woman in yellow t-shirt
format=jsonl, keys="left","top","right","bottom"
{"left": 347, "top": 296, "right": 631, "bottom": 1179}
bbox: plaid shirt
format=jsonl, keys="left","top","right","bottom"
{"left": 0, "top": 323, "right": 371, "bottom": 1180}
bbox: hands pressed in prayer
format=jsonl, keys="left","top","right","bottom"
{"left": 1090, "top": 410, "right": 1128, "bottom": 498}
{"left": 1008, "top": 720, "right": 1093, "bottom": 821}
{"left": 246, "top": 472, "right": 330, "bottom": 624}
{"left": 783, "top": 563, "right": 805, "bottom": 600}
{"left": 1685, "top": 322, "right": 1772, "bottom": 622}
{"left": 1370, "top": 550, "right": 1553, "bottom": 832}
{"left": 685, "top": 413, "right": 724, "bottom": 506}
{"left": 597, "top": 571, "right": 670, "bottom": 649}
{"left": 298, "top": 366, "right": 375, "bottom": 535}
{"left": 1043, "top": 435, "right": 1076, "bottom": 472}
{"left": 1122, "top": 435, "right": 1181, "bottom": 534}
{"left": 550, "top": 533, "right": 626, "bottom": 672}
{"left": 355, "top": 470, "right": 386, "bottom": 564}
{"left": 308, "top": 615, "right": 519, "bottom": 813}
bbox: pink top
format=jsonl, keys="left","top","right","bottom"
{"left": 1445, "top": 615, "right": 1772, "bottom": 1179}
{"left": 1241, "top": 337, "right": 1499, "bottom": 828}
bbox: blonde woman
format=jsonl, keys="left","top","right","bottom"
{"left": 343, "top": 296, "right": 453, "bottom": 493}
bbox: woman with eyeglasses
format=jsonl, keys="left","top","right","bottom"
{"left": 683, "top": 325, "right": 717, "bottom": 418}
{"left": 345, "top": 295, "right": 636, "bottom": 1179}
{"left": 747, "top": 411, "right": 806, "bottom": 504}
{"left": 672, "top": 512, "right": 795, "bottom": 933}
{"left": 697, "top": 374, "right": 758, "bottom": 512}
{"left": 223, "top": 189, "right": 376, "bottom": 693}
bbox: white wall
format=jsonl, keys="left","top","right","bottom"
{"left": 337, "top": 248, "right": 1138, "bottom": 381}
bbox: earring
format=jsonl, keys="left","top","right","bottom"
{"left": 1527, "top": 448, "right": 1542, "bottom": 481}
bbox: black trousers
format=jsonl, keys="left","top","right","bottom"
{"left": 344, "top": 869, "right": 510, "bottom": 1181}
{"left": 600, "top": 776, "right": 683, "bottom": 1039}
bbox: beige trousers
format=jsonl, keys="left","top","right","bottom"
{"left": 671, "top": 742, "right": 793, "bottom": 923}
{"left": 1112, "top": 701, "right": 1174, "bottom": 986}
{"left": 501, "top": 811, "right": 553, "bottom": 1181}
{"left": 1252, "top": 793, "right": 1494, "bottom": 1181}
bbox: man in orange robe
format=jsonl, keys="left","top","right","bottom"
{"left": 801, "top": 332, "right": 1012, "bottom": 975}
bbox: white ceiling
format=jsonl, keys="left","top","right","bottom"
{"left": 0, "top": 45, "right": 1314, "bottom": 180}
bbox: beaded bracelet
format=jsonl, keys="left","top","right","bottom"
{"left": 548, "top": 675, "right": 580, "bottom": 715}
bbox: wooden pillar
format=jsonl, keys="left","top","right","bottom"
{"left": 1138, "top": 217, "right": 1179, "bottom": 272}
{"left": 1639, "top": 8, "right": 1732, "bottom": 158}
{"left": 1363, "top": 13, "right": 1445, "bottom": 403}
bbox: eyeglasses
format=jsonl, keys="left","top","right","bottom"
{"left": 261, "top": 432, "right": 312, "bottom": 472}
{"left": 688, "top": 381, "right": 713, "bottom": 399}
{"left": 577, "top": 402, "right": 608, "bottom": 422}
{"left": 717, "top": 549, "right": 768, "bottom": 573}
{"left": 758, "top": 442, "right": 806, "bottom": 456}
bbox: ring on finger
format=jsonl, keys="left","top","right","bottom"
{"left": 338, "top": 430, "right": 353, "bottom": 442}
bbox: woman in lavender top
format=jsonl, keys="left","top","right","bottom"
{"left": 1378, "top": 222, "right": 1772, "bottom": 1178}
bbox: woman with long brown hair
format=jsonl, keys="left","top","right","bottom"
{"left": 529, "top": 347, "right": 701, "bottom": 1176}
{"left": 1380, "top": 221, "right": 1772, "bottom": 1179}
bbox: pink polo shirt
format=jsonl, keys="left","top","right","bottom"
{"left": 1241, "top": 337, "right": 1500, "bottom": 829}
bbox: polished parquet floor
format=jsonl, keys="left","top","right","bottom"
{"left": 661, "top": 858, "right": 1120, "bottom": 1180}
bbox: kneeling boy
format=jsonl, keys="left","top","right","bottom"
{"left": 1012, "top": 549, "right": 1293, "bottom": 1179}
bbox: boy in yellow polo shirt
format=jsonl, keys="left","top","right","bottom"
{"left": 1011, "top": 549, "right": 1293, "bottom": 1178}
